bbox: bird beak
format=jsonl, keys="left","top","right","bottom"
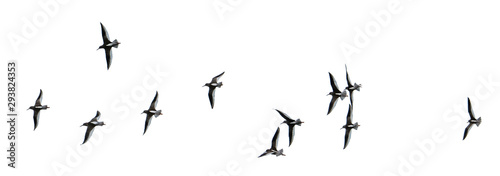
{"left": 160, "top": 113, "right": 163, "bottom": 115}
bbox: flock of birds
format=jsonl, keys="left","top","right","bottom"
{"left": 26, "top": 23, "right": 483, "bottom": 155}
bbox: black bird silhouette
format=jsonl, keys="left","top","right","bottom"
{"left": 258, "top": 127, "right": 286, "bottom": 158}
{"left": 345, "top": 65, "right": 362, "bottom": 105}
{"left": 142, "top": 91, "right": 163, "bottom": 135}
{"left": 275, "top": 109, "right": 304, "bottom": 147}
{"left": 27, "top": 89, "right": 49, "bottom": 130}
{"left": 97, "top": 22, "right": 120, "bottom": 70}
{"left": 203, "top": 72, "right": 225, "bottom": 109}
{"left": 341, "top": 105, "right": 360, "bottom": 149}
{"left": 463, "top": 97, "right": 482, "bottom": 140}
{"left": 327, "top": 72, "right": 348, "bottom": 115}
{"left": 81, "top": 111, "right": 105, "bottom": 145}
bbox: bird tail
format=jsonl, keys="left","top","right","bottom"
{"left": 476, "top": 117, "right": 482, "bottom": 127}
{"left": 154, "top": 110, "right": 162, "bottom": 117}
{"left": 340, "top": 90, "right": 348, "bottom": 100}
{"left": 353, "top": 122, "right": 359, "bottom": 130}
{"left": 217, "top": 82, "right": 223, "bottom": 88}
{"left": 113, "top": 39, "right": 119, "bottom": 48}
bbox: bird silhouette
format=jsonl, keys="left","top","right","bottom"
{"left": 27, "top": 89, "right": 49, "bottom": 130}
{"left": 97, "top": 22, "right": 120, "bottom": 70}
{"left": 203, "top": 72, "right": 225, "bottom": 109}
{"left": 142, "top": 91, "right": 163, "bottom": 135}
{"left": 275, "top": 109, "right": 304, "bottom": 147}
{"left": 463, "top": 97, "right": 482, "bottom": 140}
{"left": 341, "top": 104, "right": 360, "bottom": 149}
{"left": 327, "top": 72, "right": 348, "bottom": 115}
{"left": 258, "top": 127, "right": 286, "bottom": 157}
{"left": 81, "top": 111, "right": 105, "bottom": 144}
{"left": 345, "top": 65, "right": 362, "bottom": 105}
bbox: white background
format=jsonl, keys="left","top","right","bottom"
{"left": 1, "top": 0, "right": 500, "bottom": 176}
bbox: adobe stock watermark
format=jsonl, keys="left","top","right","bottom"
{"left": 51, "top": 65, "right": 169, "bottom": 176}
{"left": 340, "top": 0, "right": 413, "bottom": 62}
{"left": 383, "top": 74, "right": 500, "bottom": 176}
{"left": 7, "top": 0, "right": 70, "bottom": 53}
{"left": 212, "top": 0, "right": 243, "bottom": 21}
{"left": 208, "top": 114, "right": 282, "bottom": 176}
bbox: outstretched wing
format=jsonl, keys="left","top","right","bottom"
{"left": 271, "top": 127, "right": 280, "bottom": 150}
{"left": 82, "top": 125, "right": 96, "bottom": 144}
{"left": 143, "top": 114, "right": 154, "bottom": 135}
{"left": 208, "top": 87, "right": 216, "bottom": 109}
{"left": 463, "top": 123, "right": 474, "bottom": 140}
{"left": 345, "top": 65, "right": 353, "bottom": 87}
{"left": 329, "top": 72, "right": 341, "bottom": 93}
{"left": 346, "top": 104, "right": 353, "bottom": 125}
{"left": 343, "top": 128, "right": 352, "bottom": 149}
{"left": 91, "top": 111, "right": 101, "bottom": 122}
{"left": 35, "top": 89, "right": 43, "bottom": 106}
{"left": 100, "top": 22, "right": 111, "bottom": 44}
{"left": 105, "top": 48, "right": 113, "bottom": 70}
{"left": 149, "top": 91, "right": 159, "bottom": 110}
{"left": 33, "top": 109, "right": 41, "bottom": 130}
{"left": 327, "top": 96, "right": 339, "bottom": 115}
{"left": 211, "top": 72, "right": 225, "bottom": 83}
{"left": 275, "top": 109, "right": 293, "bottom": 122}
{"left": 467, "top": 97, "right": 476, "bottom": 120}
{"left": 288, "top": 124, "right": 295, "bottom": 147}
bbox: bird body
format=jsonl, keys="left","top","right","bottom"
{"left": 142, "top": 91, "right": 163, "bottom": 135}
{"left": 275, "top": 109, "right": 304, "bottom": 147}
{"left": 345, "top": 65, "right": 362, "bottom": 105}
{"left": 463, "top": 98, "right": 482, "bottom": 140}
{"left": 258, "top": 127, "right": 286, "bottom": 157}
{"left": 97, "top": 22, "right": 120, "bottom": 70}
{"left": 28, "top": 89, "right": 49, "bottom": 130}
{"left": 204, "top": 72, "right": 225, "bottom": 109}
{"left": 327, "top": 72, "right": 348, "bottom": 115}
{"left": 81, "top": 111, "right": 105, "bottom": 144}
{"left": 341, "top": 105, "right": 359, "bottom": 149}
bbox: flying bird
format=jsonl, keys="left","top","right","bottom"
{"left": 27, "top": 89, "right": 49, "bottom": 130}
{"left": 463, "top": 97, "right": 482, "bottom": 140}
{"left": 275, "top": 109, "right": 304, "bottom": 147}
{"left": 81, "top": 111, "right": 105, "bottom": 145}
{"left": 345, "top": 65, "right": 362, "bottom": 105}
{"left": 142, "top": 91, "right": 163, "bottom": 135}
{"left": 203, "top": 71, "right": 225, "bottom": 109}
{"left": 97, "top": 22, "right": 120, "bottom": 70}
{"left": 258, "top": 127, "right": 286, "bottom": 158}
{"left": 341, "top": 104, "right": 360, "bottom": 149}
{"left": 327, "top": 72, "right": 348, "bottom": 115}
